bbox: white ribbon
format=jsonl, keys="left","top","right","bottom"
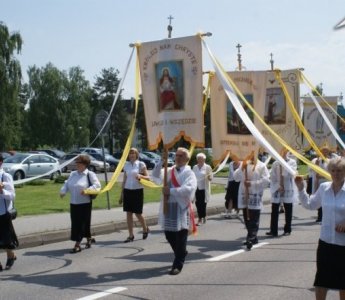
{"left": 202, "top": 39, "right": 296, "bottom": 176}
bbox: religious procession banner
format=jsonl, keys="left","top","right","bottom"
{"left": 210, "top": 69, "right": 301, "bottom": 164}
{"left": 138, "top": 35, "right": 204, "bottom": 150}
{"left": 301, "top": 96, "right": 338, "bottom": 151}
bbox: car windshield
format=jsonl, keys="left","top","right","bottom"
{"left": 4, "top": 154, "right": 29, "bottom": 163}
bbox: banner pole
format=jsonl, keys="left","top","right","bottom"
{"left": 163, "top": 147, "right": 169, "bottom": 215}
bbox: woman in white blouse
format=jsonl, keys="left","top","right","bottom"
{"left": 0, "top": 154, "right": 18, "bottom": 271}
{"left": 295, "top": 157, "right": 345, "bottom": 300}
{"left": 192, "top": 153, "right": 213, "bottom": 225}
{"left": 120, "top": 148, "right": 150, "bottom": 243}
{"left": 60, "top": 154, "right": 101, "bottom": 253}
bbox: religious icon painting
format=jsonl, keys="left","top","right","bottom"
{"left": 226, "top": 94, "right": 253, "bottom": 135}
{"left": 264, "top": 88, "right": 286, "bottom": 125}
{"left": 155, "top": 60, "right": 184, "bottom": 112}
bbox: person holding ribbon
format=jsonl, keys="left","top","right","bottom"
{"left": 233, "top": 155, "right": 270, "bottom": 249}
{"left": 266, "top": 149, "right": 297, "bottom": 237}
{"left": 295, "top": 157, "right": 345, "bottom": 300}
{"left": 0, "top": 154, "right": 18, "bottom": 271}
{"left": 151, "top": 147, "right": 197, "bottom": 275}
{"left": 60, "top": 154, "right": 101, "bottom": 253}
{"left": 192, "top": 152, "right": 213, "bottom": 225}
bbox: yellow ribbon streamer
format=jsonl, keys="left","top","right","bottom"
{"left": 85, "top": 47, "right": 141, "bottom": 195}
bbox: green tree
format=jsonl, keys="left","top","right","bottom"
{"left": 92, "top": 68, "right": 130, "bottom": 153}
{"left": 26, "top": 64, "right": 92, "bottom": 150}
{"left": 0, "top": 22, "right": 23, "bottom": 150}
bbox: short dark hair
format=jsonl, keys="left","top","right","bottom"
{"left": 75, "top": 154, "right": 91, "bottom": 167}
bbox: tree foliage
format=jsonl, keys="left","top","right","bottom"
{"left": 0, "top": 22, "right": 23, "bottom": 150}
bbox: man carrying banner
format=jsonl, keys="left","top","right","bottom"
{"left": 266, "top": 149, "right": 297, "bottom": 237}
{"left": 233, "top": 155, "right": 270, "bottom": 249}
{"left": 151, "top": 147, "right": 197, "bottom": 275}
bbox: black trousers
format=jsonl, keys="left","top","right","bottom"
{"left": 70, "top": 203, "right": 92, "bottom": 243}
{"left": 195, "top": 189, "right": 207, "bottom": 219}
{"left": 242, "top": 208, "right": 261, "bottom": 243}
{"left": 165, "top": 229, "right": 188, "bottom": 271}
{"left": 269, "top": 202, "right": 293, "bottom": 235}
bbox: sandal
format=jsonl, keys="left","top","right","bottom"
{"left": 69, "top": 246, "right": 82, "bottom": 254}
{"left": 143, "top": 227, "right": 150, "bottom": 240}
{"left": 124, "top": 236, "right": 134, "bottom": 243}
{"left": 5, "top": 256, "right": 17, "bottom": 270}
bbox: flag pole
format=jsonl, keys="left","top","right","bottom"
{"left": 163, "top": 147, "right": 169, "bottom": 215}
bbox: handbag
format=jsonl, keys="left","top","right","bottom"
{"left": 87, "top": 173, "right": 97, "bottom": 200}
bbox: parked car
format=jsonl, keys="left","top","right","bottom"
{"left": 113, "top": 151, "right": 156, "bottom": 169}
{"left": 79, "top": 147, "right": 109, "bottom": 155}
{"left": 59, "top": 153, "right": 110, "bottom": 173}
{"left": 168, "top": 151, "right": 176, "bottom": 162}
{"left": 143, "top": 151, "right": 174, "bottom": 167}
{"left": 3, "top": 153, "right": 61, "bottom": 180}
{"left": 139, "top": 153, "right": 156, "bottom": 169}
{"left": 90, "top": 153, "right": 120, "bottom": 172}
{"left": 38, "top": 149, "right": 66, "bottom": 159}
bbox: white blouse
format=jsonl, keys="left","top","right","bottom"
{"left": 123, "top": 160, "right": 146, "bottom": 190}
{"left": 192, "top": 163, "right": 213, "bottom": 203}
{"left": 0, "top": 170, "right": 15, "bottom": 216}
{"left": 298, "top": 182, "right": 345, "bottom": 246}
{"left": 60, "top": 169, "right": 101, "bottom": 205}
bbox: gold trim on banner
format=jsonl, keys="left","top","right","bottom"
{"left": 214, "top": 58, "right": 330, "bottom": 180}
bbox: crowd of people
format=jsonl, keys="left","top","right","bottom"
{"left": 1, "top": 147, "right": 345, "bottom": 299}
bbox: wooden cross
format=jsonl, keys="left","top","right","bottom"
{"left": 167, "top": 15, "right": 174, "bottom": 38}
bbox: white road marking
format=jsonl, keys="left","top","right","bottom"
{"left": 76, "top": 287, "right": 128, "bottom": 300}
{"left": 206, "top": 242, "right": 269, "bottom": 262}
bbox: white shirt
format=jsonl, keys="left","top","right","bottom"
{"left": 151, "top": 161, "right": 197, "bottom": 231}
{"left": 270, "top": 158, "right": 297, "bottom": 204}
{"left": 193, "top": 163, "right": 213, "bottom": 203}
{"left": 233, "top": 160, "right": 270, "bottom": 209}
{"left": 227, "top": 161, "right": 241, "bottom": 183}
{"left": 0, "top": 170, "right": 15, "bottom": 216}
{"left": 60, "top": 169, "right": 101, "bottom": 205}
{"left": 298, "top": 182, "right": 345, "bottom": 246}
{"left": 310, "top": 157, "right": 330, "bottom": 193}
{"left": 123, "top": 160, "right": 146, "bottom": 190}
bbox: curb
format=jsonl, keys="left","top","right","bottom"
{"left": 17, "top": 205, "right": 226, "bottom": 249}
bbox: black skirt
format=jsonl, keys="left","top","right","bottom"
{"left": 225, "top": 180, "right": 240, "bottom": 209}
{"left": 123, "top": 189, "right": 144, "bottom": 214}
{"left": 70, "top": 203, "right": 92, "bottom": 242}
{"left": 0, "top": 213, "right": 19, "bottom": 249}
{"left": 314, "top": 239, "right": 345, "bottom": 290}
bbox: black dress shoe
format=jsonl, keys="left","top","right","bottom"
{"left": 5, "top": 256, "right": 17, "bottom": 270}
{"left": 282, "top": 232, "right": 291, "bottom": 236}
{"left": 124, "top": 236, "right": 134, "bottom": 243}
{"left": 169, "top": 268, "right": 181, "bottom": 275}
{"left": 266, "top": 231, "right": 278, "bottom": 237}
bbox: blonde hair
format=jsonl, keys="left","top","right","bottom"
{"left": 128, "top": 147, "right": 139, "bottom": 160}
{"left": 327, "top": 157, "right": 345, "bottom": 172}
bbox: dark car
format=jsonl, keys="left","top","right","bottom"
{"left": 39, "top": 149, "right": 66, "bottom": 159}
{"left": 113, "top": 151, "right": 156, "bottom": 169}
{"left": 90, "top": 153, "right": 120, "bottom": 172}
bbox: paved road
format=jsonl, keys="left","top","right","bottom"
{"left": 0, "top": 204, "right": 340, "bottom": 300}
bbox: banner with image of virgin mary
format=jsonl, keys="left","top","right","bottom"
{"left": 138, "top": 35, "right": 204, "bottom": 149}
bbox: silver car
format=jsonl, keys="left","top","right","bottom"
{"left": 59, "top": 153, "right": 110, "bottom": 173}
{"left": 3, "top": 153, "right": 61, "bottom": 181}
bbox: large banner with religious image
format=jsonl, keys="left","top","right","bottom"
{"left": 301, "top": 96, "right": 338, "bottom": 151}
{"left": 210, "top": 69, "right": 301, "bottom": 164}
{"left": 138, "top": 35, "right": 204, "bottom": 150}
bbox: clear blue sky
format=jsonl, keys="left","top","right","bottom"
{"left": 2, "top": 0, "right": 345, "bottom": 98}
